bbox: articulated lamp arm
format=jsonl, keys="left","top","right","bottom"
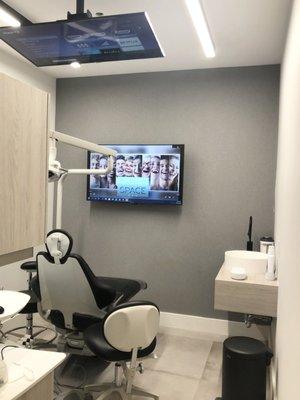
{"left": 49, "top": 130, "right": 116, "bottom": 156}
{"left": 48, "top": 130, "right": 117, "bottom": 178}
{"left": 48, "top": 130, "right": 117, "bottom": 229}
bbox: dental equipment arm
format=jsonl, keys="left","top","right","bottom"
{"left": 49, "top": 130, "right": 117, "bottom": 178}
{"left": 49, "top": 130, "right": 116, "bottom": 156}
{"left": 48, "top": 130, "right": 117, "bottom": 229}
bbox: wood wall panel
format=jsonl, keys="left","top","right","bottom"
{"left": 215, "top": 265, "right": 278, "bottom": 317}
{"left": 0, "top": 73, "right": 48, "bottom": 255}
{"left": 0, "top": 248, "right": 33, "bottom": 268}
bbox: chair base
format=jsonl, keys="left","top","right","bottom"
{"left": 84, "top": 382, "right": 159, "bottom": 400}
{"left": 84, "top": 348, "right": 159, "bottom": 400}
{"left": 84, "top": 358, "right": 159, "bottom": 400}
{"left": 5, "top": 322, "right": 57, "bottom": 350}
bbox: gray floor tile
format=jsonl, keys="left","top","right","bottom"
{"left": 42, "top": 331, "right": 221, "bottom": 399}
{"left": 160, "top": 326, "right": 226, "bottom": 343}
{"left": 144, "top": 333, "right": 213, "bottom": 379}
{"left": 193, "top": 342, "right": 223, "bottom": 400}
{"left": 202, "top": 342, "right": 223, "bottom": 382}
{"left": 134, "top": 369, "right": 200, "bottom": 400}
{"left": 193, "top": 378, "right": 222, "bottom": 400}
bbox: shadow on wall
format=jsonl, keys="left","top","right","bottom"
{"left": 90, "top": 201, "right": 184, "bottom": 215}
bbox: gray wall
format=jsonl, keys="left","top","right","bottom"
{"left": 56, "top": 65, "right": 279, "bottom": 318}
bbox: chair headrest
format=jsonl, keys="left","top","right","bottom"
{"left": 103, "top": 301, "right": 160, "bottom": 352}
{"left": 45, "top": 229, "right": 73, "bottom": 264}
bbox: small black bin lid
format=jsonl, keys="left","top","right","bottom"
{"left": 224, "top": 337, "right": 272, "bottom": 361}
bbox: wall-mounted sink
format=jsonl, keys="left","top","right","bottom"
{"left": 224, "top": 250, "right": 268, "bottom": 275}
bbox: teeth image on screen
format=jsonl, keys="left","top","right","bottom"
{"left": 87, "top": 144, "right": 184, "bottom": 205}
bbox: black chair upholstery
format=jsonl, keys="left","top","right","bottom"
{"left": 99, "top": 277, "right": 147, "bottom": 303}
{"left": 71, "top": 254, "right": 147, "bottom": 308}
{"left": 20, "top": 261, "right": 37, "bottom": 272}
{"left": 19, "top": 290, "right": 39, "bottom": 314}
{"left": 19, "top": 261, "right": 39, "bottom": 314}
{"left": 84, "top": 323, "right": 156, "bottom": 362}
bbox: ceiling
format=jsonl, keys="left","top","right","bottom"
{"left": 0, "top": 0, "right": 293, "bottom": 78}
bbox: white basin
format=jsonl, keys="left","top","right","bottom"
{"left": 0, "top": 291, "right": 30, "bottom": 322}
{"left": 224, "top": 250, "right": 268, "bottom": 275}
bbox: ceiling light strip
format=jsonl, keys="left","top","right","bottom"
{"left": 185, "top": 0, "right": 216, "bottom": 58}
{"left": 0, "top": 8, "right": 20, "bottom": 27}
{"left": 144, "top": 12, "right": 166, "bottom": 57}
{"left": 0, "top": 0, "right": 32, "bottom": 26}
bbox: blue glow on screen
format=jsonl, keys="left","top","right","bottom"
{"left": 0, "top": 13, "right": 164, "bottom": 66}
{"left": 117, "top": 177, "right": 149, "bottom": 198}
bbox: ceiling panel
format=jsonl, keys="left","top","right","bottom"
{"left": 0, "top": 0, "right": 292, "bottom": 78}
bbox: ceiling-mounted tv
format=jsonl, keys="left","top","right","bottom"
{"left": 87, "top": 144, "right": 184, "bottom": 205}
{"left": 0, "top": 12, "right": 164, "bottom": 67}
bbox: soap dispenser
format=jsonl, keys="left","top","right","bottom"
{"left": 265, "top": 245, "right": 276, "bottom": 281}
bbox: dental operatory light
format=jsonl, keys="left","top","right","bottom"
{"left": 70, "top": 61, "right": 81, "bottom": 69}
{"left": 0, "top": 7, "right": 20, "bottom": 27}
{"left": 185, "top": 0, "right": 216, "bottom": 58}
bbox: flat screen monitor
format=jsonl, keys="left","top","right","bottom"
{"left": 87, "top": 144, "right": 184, "bottom": 205}
{"left": 0, "top": 12, "right": 164, "bottom": 66}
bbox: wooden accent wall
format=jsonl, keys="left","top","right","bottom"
{"left": 0, "top": 73, "right": 48, "bottom": 256}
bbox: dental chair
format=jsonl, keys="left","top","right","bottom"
{"left": 23, "top": 229, "right": 147, "bottom": 352}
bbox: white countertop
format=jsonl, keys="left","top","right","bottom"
{"left": 216, "top": 264, "right": 279, "bottom": 287}
{"left": 0, "top": 346, "right": 66, "bottom": 400}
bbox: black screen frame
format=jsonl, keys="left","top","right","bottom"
{"left": 0, "top": 12, "right": 164, "bottom": 67}
{"left": 86, "top": 144, "right": 185, "bottom": 206}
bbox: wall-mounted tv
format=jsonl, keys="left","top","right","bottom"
{"left": 0, "top": 13, "right": 164, "bottom": 67}
{"left": 87, "top": 144, "right": 184, "bottom": 205}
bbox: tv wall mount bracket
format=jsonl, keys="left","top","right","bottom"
{"left": 67, "top": 0, "right": 94, "bottom": 21}
{"left": 0, "top": 0, "right": 102, "bottom": 25}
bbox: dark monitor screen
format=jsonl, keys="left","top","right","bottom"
{"left": 0, "top": 12, "right": 164, "bottom": 66}
{"left": 87, "top": 144, "right": 184, "bottom": 205}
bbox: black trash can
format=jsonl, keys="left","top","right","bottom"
{"left": 217, "top": 336, "right": 273, "bottom": 400}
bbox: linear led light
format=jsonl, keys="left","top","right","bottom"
{"left": 0, "top": 7, "right": 21, "bottom": 27}
{"left": 185, "top": 0, "right": 216, "bottom": 58}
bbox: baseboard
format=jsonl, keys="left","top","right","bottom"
{"left": 159, "top": 311, "right": 269, "bottom": 341}
{"left": 4, "top": 311, "right": 267, "bottom": 343}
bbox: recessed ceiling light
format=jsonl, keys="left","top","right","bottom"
{"left": 185, "top": 0, "right": 216, "bottom": 58}
{"left": 70, "top": 61, "right": 81, "bottom": 69}
{"left": 0, "top": 7, "right": 21, "bottom": 27}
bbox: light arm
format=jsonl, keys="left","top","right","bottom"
{"left": 49, "top": 130, "right": 117, "bottom": 157}
{"left": 48, "top": 130, "right": 117, "bottom": 230}
{"left": 48, "top": 130, "right": 117, "bottom": 178}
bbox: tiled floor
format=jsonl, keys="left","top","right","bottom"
{"left": 54, "top": 328, "right": 223, "bottom": 400}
